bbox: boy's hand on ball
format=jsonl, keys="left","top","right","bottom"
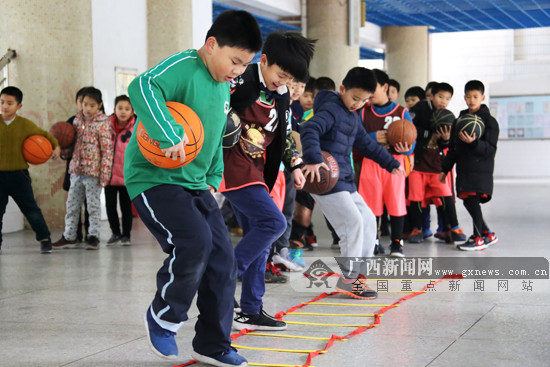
{"left": 376, "top": 130, "right": 388, "bottom": 144}
{"left": 302, "top": 162, "right": 329, "bottom": 183}
{"left": 393, "top": 142, "right": 410, "bottom": 153}
{"left": 459, "top": 130, "right": 476, "bottom": 143}
{"left": 51, "top": 146, "right": 61, "bottom": 160}
{"left": 292, "top": 168, "right": 306, "bottom": 190}
{"left": 438, "top": 125, "right": 451, "bottom": 140}
{"left": 162, "top": 134, "right": 189, "bottom": 163}
{"left": 438, "top": 172, "right": 447, "bottom": 183}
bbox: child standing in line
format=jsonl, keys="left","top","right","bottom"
{"left": 220, "top": 31, "right": 314, "bottom": 332}
{"left": 52, "top": 87, "right": 113, "bottom": 250}
{"left": 408, "top": 82, "right": 467, "bottom": 244}
{"left": 125, "top": 10, "right": 262, "bottom": 365}
{"left": 0, "top": 86, "right": 60, "bottom": 254}
{"left": 300, "top": 67, "right": 401, "bottom": 299}
{"left": 440, "top": 80, "right": 499, "bottom": 251}
{"left": 357, "top": 69, "right": 414, "bottom": 257}
{"left": 105, "top": 95, "right": 135, "bottom": 246}
{"left": 61, "top": 86, "right": 91, "bottom": 243}
{"left": 388, "top": 78, "right": 400, "bottom": 102}
{"left": 269, "top": 79, "right": 309, "bottom": 276}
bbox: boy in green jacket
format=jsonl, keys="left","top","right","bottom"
{"left": 125, "top": 10, "right": 262, "bottom": 367}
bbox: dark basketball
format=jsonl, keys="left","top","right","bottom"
{"left": 49, "top": 121, "right": 76, "bottom": 148}
{"left": 223, "top": 108, "right": 242, "bottom": 149}
{"left": 455, "top": 114, "right": 485, "bottom": 140}
{"left": 430, "top": 109, "right": 455, "bottom": 131}
{"left": 386, "top": 119, "right": 417, "bottom": 147}
{"left": 303, "top": 151, "right": 339, "bottom": 195}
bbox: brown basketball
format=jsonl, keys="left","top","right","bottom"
{"left": 49, "top": 121, "right": 76, "bottom": 148}
{"left": 386, "top": 119, "right": 417, "bottom": 147}
{"left": 303, "top": 151, "right": 339, "bottom": 195}
{"left": 22, "top": 135, "right": 52, "bottom": 165}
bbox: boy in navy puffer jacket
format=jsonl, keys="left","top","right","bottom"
{"left": 300, "top": 67, "right": 403, "bottom": 300}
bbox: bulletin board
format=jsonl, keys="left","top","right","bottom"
{"left": 490, "top": 95, "right": 550, "bottom": 139}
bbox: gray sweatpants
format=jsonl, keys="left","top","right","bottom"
{"left": 64, "top": 174, "right": 102, "bottom": 240}
{"left": 312, "top": 190, "right": 376, "bottom": 277}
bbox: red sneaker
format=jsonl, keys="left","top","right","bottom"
{"left": 483, "top": 232, "right": 498, "bottom": 246}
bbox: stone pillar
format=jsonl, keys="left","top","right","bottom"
{"left": 147, "top": 0, "right": 212, "bottom": 68}
{"left": 383, "top": 26, "right": 429, "bottom": 106}
{"left": 306, "top": 0, "right": 359, "bottom": 86}
{"left": 0, "top": 0, "right": 93, "bottom": 229}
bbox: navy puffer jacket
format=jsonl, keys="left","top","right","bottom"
{"left": 300, "top": 90, "right": 399, "bottom": 194}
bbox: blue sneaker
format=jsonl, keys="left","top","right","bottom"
{"left": 288, "top": 248, "right": 306, "bottom": 268}
{"left": 144, "top": 308, "right": 178, "bottom": 359}
{"left": 191, "top": 347, "right": 248, "bottom": 367}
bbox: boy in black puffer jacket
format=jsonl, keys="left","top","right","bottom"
{"left": 440, "top": 80, "right": 499, "bottom": 251}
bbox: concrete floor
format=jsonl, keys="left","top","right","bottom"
{"left": 0, "top": 180, "right": 549, "bottom": 367}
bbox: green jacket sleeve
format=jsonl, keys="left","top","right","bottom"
{"left": 128, "top": 62, "right": 185, "bottom": 149}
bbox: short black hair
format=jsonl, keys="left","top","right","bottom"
{"left": 373, "top": 69, "right": 389, "bottom": 87}
{"left": 114, "top": 95, "right": 132, "bottom": 108}
{"left": 342, "top": 67, "right": 377, "bottom": 93}
{"left": 405, "top": 86, "right": 426, "bottom": 100}
{"left": 75, "top": 86, "right": 92, "bottom": 102}
{"left": 262, "top": 31, "right": 316, "bottom": 82}
{"left": 206, "top": 10, "right": 262, "bottom": 53}
{"left": 1, "top": 86, "right": 23, "bottom": 104}
{"left": 316, "top": 76, "right": 336, "bottom": 91}
{"left": 304, "top": 77, "right": 317, "bottom": 93}
{"left": 81, "top": 87, "right": 103, "bottom": 105}
{"left": 425, "top": 81, "right": 438, "bottom": 92}
{"left": 432, "top": 82, "right": 454, "bottom": 96}
{"left": 389, "top": 79, "right": 400, "bottom": 93}
{"left": 465, "top": 80, "right": 485, "bottom": 95}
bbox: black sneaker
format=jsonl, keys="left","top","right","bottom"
{"left": 107, "top": 234, "right": 121, "bottom": 245}
{"left": 119, "top": 236, "right": 131, "bottom": 246}
{"left": 265, "top": 263, "right": 288, "bottom": 283}
{"left": 389, "top": 240, "right": 404, "bottom": 258}
{"left": 40, "top": 239, "right": 52, "bottom": 254}
{"left": 407, "top": 229, "right": 424, "bottom": 243}
{"left": 373, "top": 240, "right": 385, "bottom": 255}
{"left": 233, "top": 308, "right": 287, "bottom": 331}
{"left": 457, "top": 236, "right": 487, "bottom": 251}
{"left": 85, "top": 236, "right": 100, "bottom": 250}
{"left": 335, "top": 277, "right": 378, "bottom": 300}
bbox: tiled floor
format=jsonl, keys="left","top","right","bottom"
{"left": 0, "top": 180, "right": 549, "bottom": 367}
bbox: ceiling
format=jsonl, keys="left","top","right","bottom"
{"left": 214, "top": 1, "right": 550, "bottom": 59}
{"left": 365, "top": 0, "right": 550, "bottom": 33}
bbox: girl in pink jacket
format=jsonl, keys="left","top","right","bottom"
{"left": 105, "top": 95, "right": 136, "bottom": 246}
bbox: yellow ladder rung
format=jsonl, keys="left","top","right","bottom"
{"left": 304, "top": 302, "right": 397, "bottom": 307}
{"left": 287, "top": 312, "right": 378, "bottom": 317}
{"left": 284, "top": 320, "right": 375, "bottom": 327}
{"left": 246, "top": 332, "right": 345, "bottom": 341}
{"left": 232, "top": 344, "right": 325, "bottom": 354}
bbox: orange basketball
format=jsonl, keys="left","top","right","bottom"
{"left": 386, "top": 119, "right": 417, "bottom": 147}
{"left": 22, "top": 135, "right": 52, "bottom": 165}
{"left": 136, "top": 101, "right": 204, "bottom": 168}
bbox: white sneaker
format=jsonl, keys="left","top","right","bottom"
{"left": 273, "top": 248, "right": 304, "bottom": 271}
